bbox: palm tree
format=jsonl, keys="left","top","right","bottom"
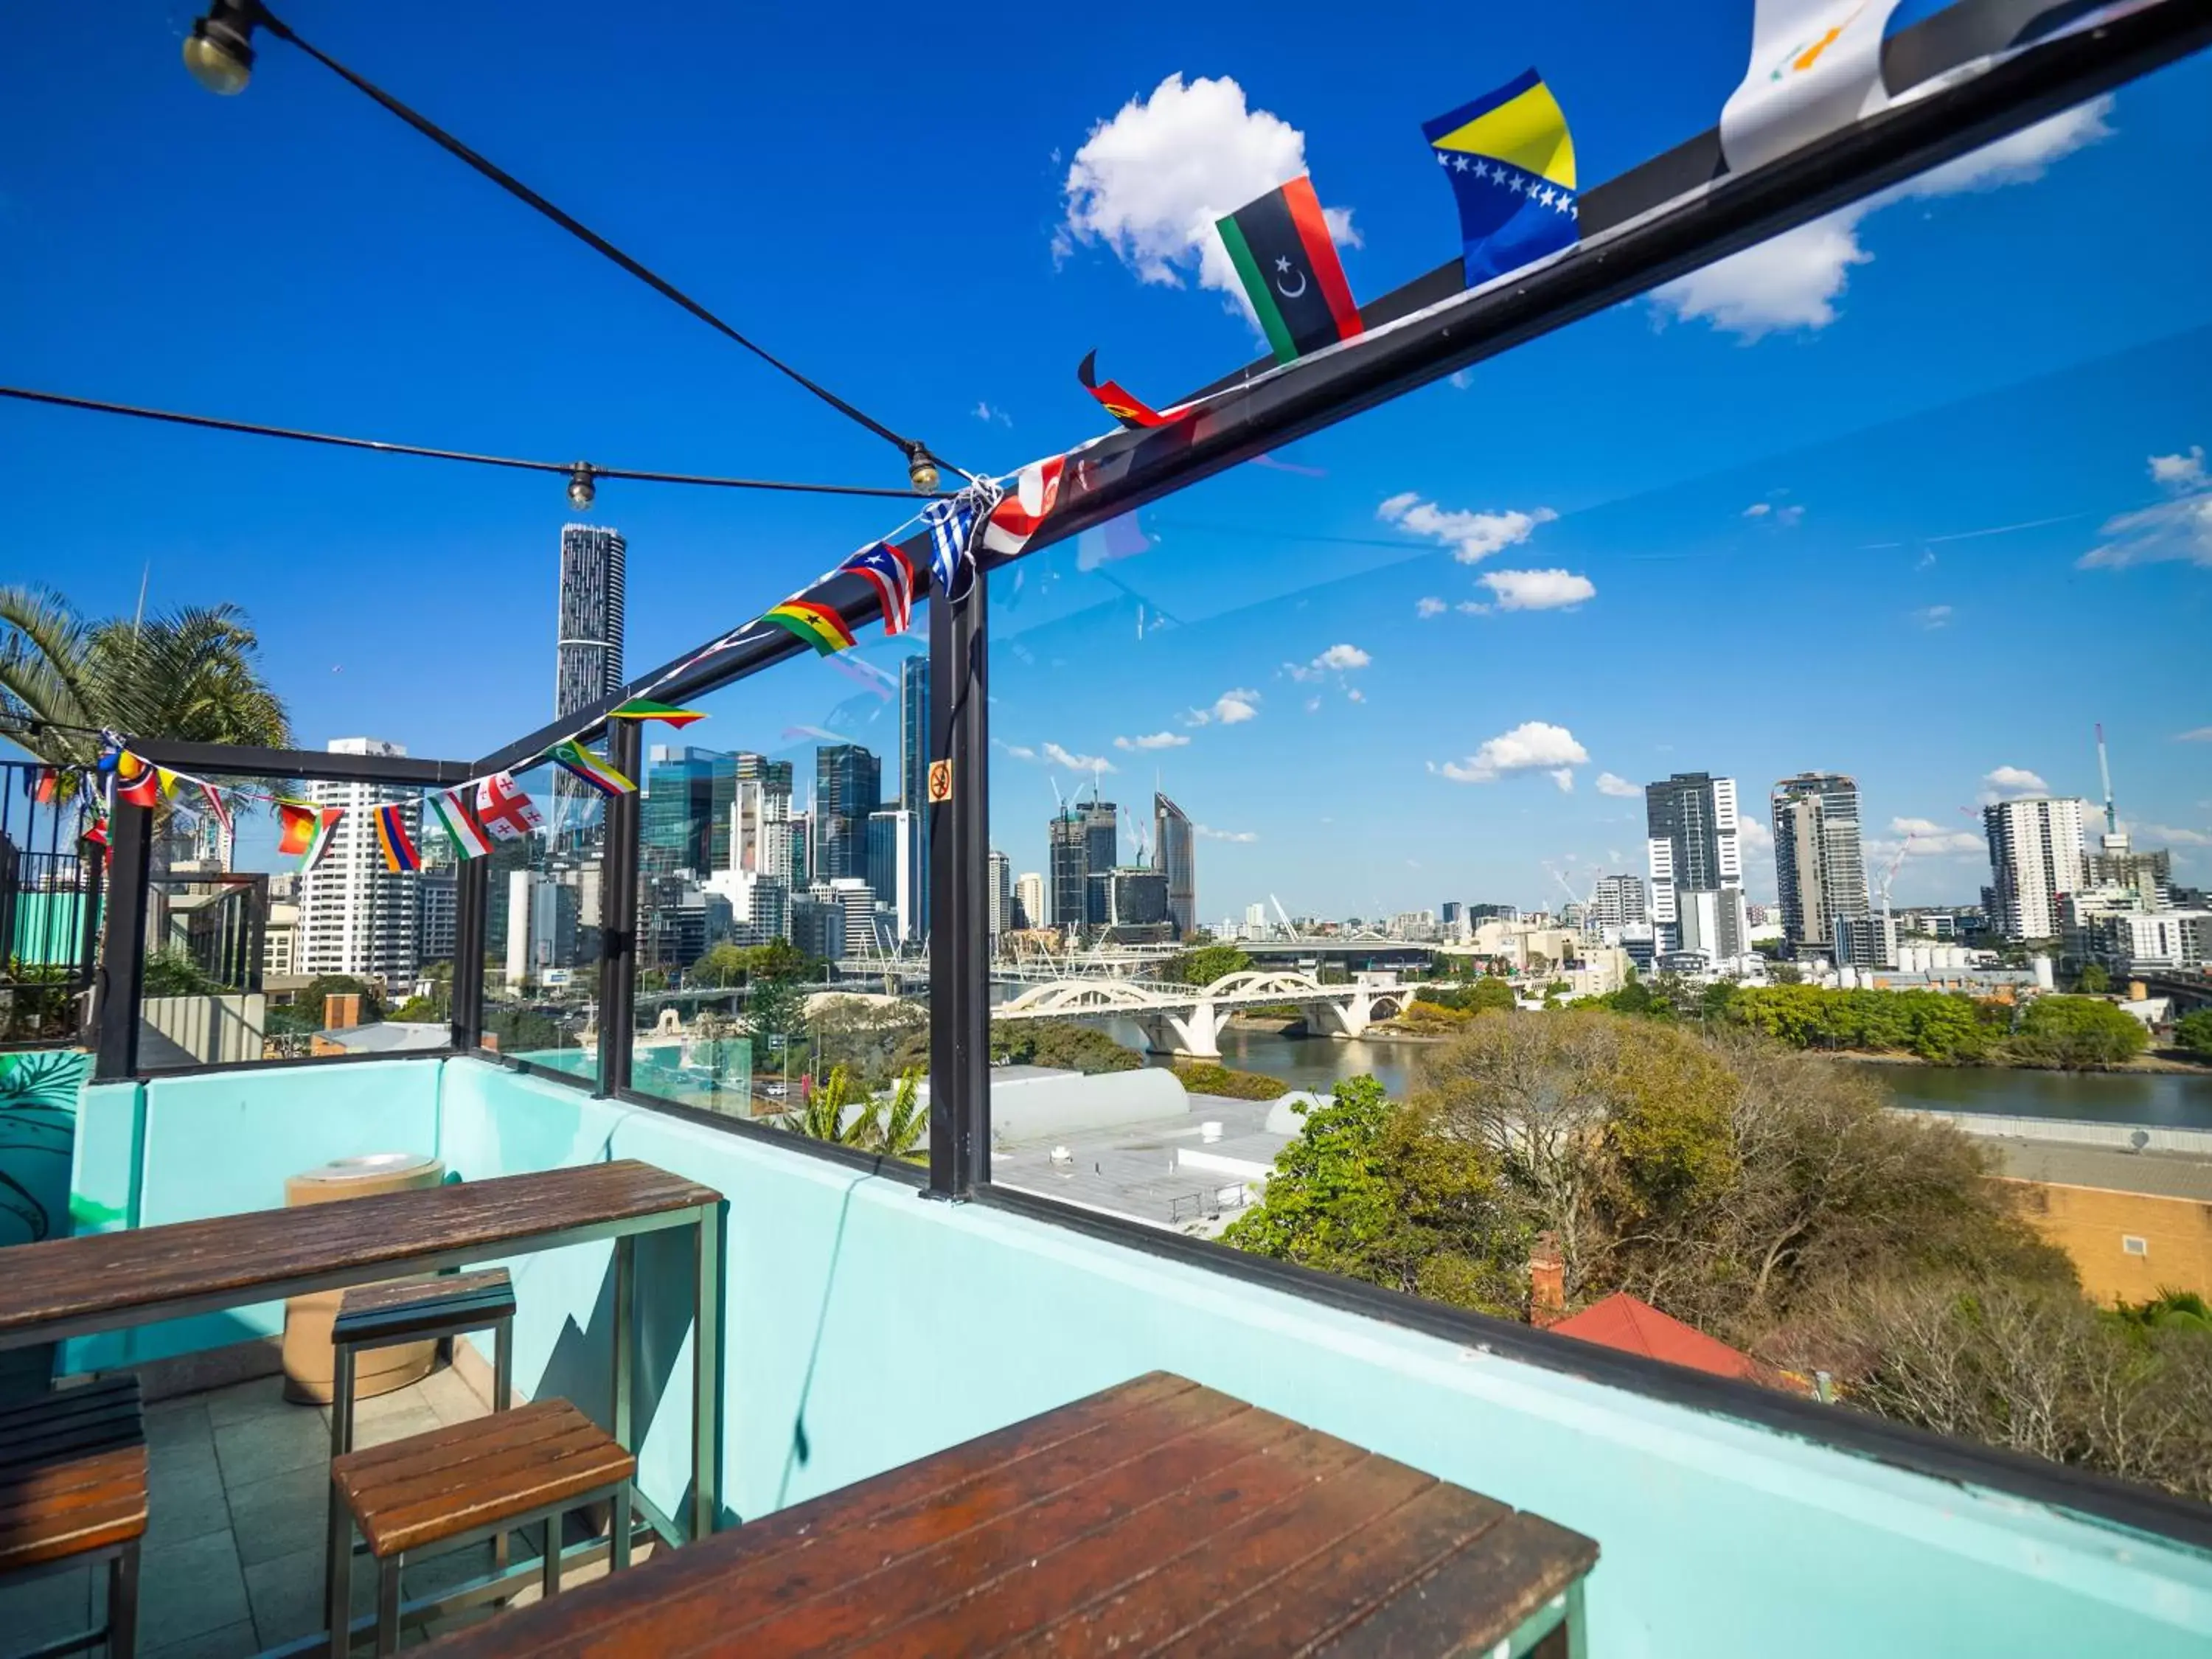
{"left": 0, "top": 585, "right": 293, "bottom": 776}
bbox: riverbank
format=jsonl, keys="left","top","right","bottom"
{"left": 1825, "top": 1048, "right": 2212, "bottom": 1075}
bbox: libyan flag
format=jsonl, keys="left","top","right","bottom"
{"left": 1214, "top": 175, "right": 1363, "bottom": 365}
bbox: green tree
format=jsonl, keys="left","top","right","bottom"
{"left": 692, "top": 943, "right": 751, "bottom": 989}
{"left": 1466, "top": 976, "right": 1515, "bottom": 1013}
{"left": 2008, "top": 995, "right": 2149, "bottom": 1070}
{"left": 745, "top": 975, "right": 809, "bottom": 1070}
{"left": 141, "top": 947, "right": 220, "bottom": 998}
{"left": 1169, "top": 1062, "right": 1288, "bottom": 1100}
{"left": 2171, "top": 1009, "right": 2212, "bottom": 1060}
{"left": 2075, "top": 963, "right": 2112, "bottom": 995}
{"left": 0, "top": 587, "right": 293, "bottom": 774}
{"left": 782, "top": 1065, "right": 927, "bottom": 1158}
{"left": 292, "top": 974, "right": 383, "bottom": 1029}
{"left": 1167, "top": 944, "right": 1253, "bottom": 987}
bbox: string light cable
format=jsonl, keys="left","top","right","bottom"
{"left": 182, "top": 0, "right": 959, "bottom": 495}
{"left": 0, "top": 385, "right": 946, "bottom": 502}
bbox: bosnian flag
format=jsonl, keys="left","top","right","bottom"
{"left": 475, "top": 771, "right": 544, "bottom": 842}
{"left": 841, "top": 541, "right": 916, "bottom": 636}
{"left": 425, "top": 788, "right": 491, "bottom": 860}
{"left": 980, "top": 456, "right": 1066, "bottom": 559}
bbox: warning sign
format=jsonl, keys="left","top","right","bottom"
{"left": 927, "top": 759, "right": 954, "bottom": 804}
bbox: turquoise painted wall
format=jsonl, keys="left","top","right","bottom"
{"left": 55, "top": 1054, "right": 2212, "bottom": 1659}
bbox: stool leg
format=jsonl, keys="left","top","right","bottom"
{"left": 541, "top": 1514, "right": 562, "bottom": 1600}
{"left": 492, "top": 1317, "right": 512, "bottom": 1582}
{"left": 375, "top": 1557, "right": 401, "bottom": 1656}
{"left": 611, "top": 1481, "right": 632, "bottom": 1573}
{"left": 108, "top": 1542, "right": 139, "bottom": 1658}
{"left": 327, "top": 1340, "right": 355, "bottom": 1637}
{"left": 327, "top": 1490, "right": 353, "bottom": 1659}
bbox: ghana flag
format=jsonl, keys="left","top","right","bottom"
{"left": 763, "top": 599, "right": 857, "bottom": 657}
{"left": 1214, "top": 176, "right": 1362, "bottom": 366}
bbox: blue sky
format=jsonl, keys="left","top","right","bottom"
{"left": 7, "top": 5, "right": 2209, "bottom": 914}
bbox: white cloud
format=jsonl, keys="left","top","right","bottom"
{"left": 1056, "top": 74, "right": 1358, "bottom": 320}
{"left": 972, "top": 401, "right": 1012, "bottom": 427}
{"left": 1738, "top": 817, "right": 1773, "bottom": 852}
{"left": 1113, "top": 731, "right": 1189, "bottom": 751}
{"left": 2150, "top": 445, "right": 2206, "bottom": 489}
{"left": 1378, "top": 493, "right": 1557, "bottom": 563}
{"left": 1346, "top": 686, "right": 1366, "bottom": 703}
{"left": 1455, "top": 599, "right": 1486, "bottom": 615}
{"left": 998, "top": 742, "right": 1035, "bottom": 761}
{"left": 1979, "top": 765, "right": 2048, "bottom": 803}
{"left": 2140, "top": 823, "right": 2212, "bottom": 847}
{"left": 1431, "top": 721, "right": 1588, "bottom": 785}
{"left": 1912, "top": 604, "right": 1952, "bottom": 630}
{"left": 1595, "top": 772, "right": 1640, "bottom": 799}
{"left": 2177, "top": 727, "right": 2212, "bottom": 742}
{"left": 1184, "top": 687, "right": 1260, "bottom": 726}
{"left": 1774, "top": 504, "right": 1805, "bottom": 527}
{"left": 1285, "top": 643, "right": 1371, "bottom": 681}
{"left": 1480, "top": 568, "right": 1596, "bottom": 611}
{"left": 1888, "top": 816, "right": 1986, "bottom": 855}
{"left": 1194, "top": 824, "right": 1259, "bottom": 843}
{"left": 1043, "top": 741, "right": 1115, "bottom": 773}
{"left": 1652, "top": 97, "right": 2113, "bottom": 338}
{"left": 1742, "top": 503, "right": 1772, "bottom": 518}
{"left": 1415, "top": 597, "right": 1447, "bottom": 618}
{"left": 1549, "top": 769, "right": 1576, "bottom": 793}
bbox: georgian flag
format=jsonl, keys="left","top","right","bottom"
{"left": 979, "top": 456, "right": 1066, "bottom": 559}
{"left": 474, "top": 771, "right": 544, "bottom": 841}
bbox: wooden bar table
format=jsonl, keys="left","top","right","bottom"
{"left": 420, "top": 1371, "right": 1598, "bottom": 1658}
{"left": 0, "top": 1160, "right": 726, "bottom": 1546}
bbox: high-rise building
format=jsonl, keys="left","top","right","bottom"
{"left": 417, "top": 870, "right": 458, "bottom": 967}
{"left": 987, "top": 850, "right": 1011, "bottom": 940}
{"left": 899, "top": 657, "right": 928, "bottom": 810}
{"left": 298, "top": 738, "right": 420, "bottom": 988}
{"left": 1088, "top": 867, "right": 1172, "bottom": 941}
{"left": 812, "top": 745, "right": 881, "bottom": 882}
{"left": 732, "top": 754, "right": 796, "bottom": 886}
{"left": 1048, "top": 809, "right": 1089, "bottom": 928}
{"left": 1982, "top": 797, "right": 2087, "bottom": 940}
{"left": 1439, "top": 901, "right": 1464, "bottom": 928}
{"left": 866, "top": 807, "right": 922, "bottom": 945}
{"left": 1590, "top": 874, "right": 1647, "bottom": 930}
{"left": 503, "top": 868, "right": 579, "bottom": 988}
{"left": 1154, "top": 793, "right": 1196, "bottom": 939}
{"left": 1646, "top": 772, "right": 1742, "bottom": 951}
{"left": 641, "top": 746, "right": 732, "bottom": 875}
{"left": 1771, "top": 773, "right": 1869, "bottom": 955}
{"left": 1082, "top": 795, "right": 1119, "bottom": 887}
{"left": 1013, "top": 872, "right": 1044, "bottom": 933}
{"left": 555, "top": 525, "right": 626, "bottom": 716}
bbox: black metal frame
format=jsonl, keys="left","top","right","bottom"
{"left": 58, "top": 0, "right": 2212, "bottom": 1554}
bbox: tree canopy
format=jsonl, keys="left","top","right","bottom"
{"left": 1166, "top": 944, "right": 1253, "bottom": 987}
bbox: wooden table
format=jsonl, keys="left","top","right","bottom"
{"left": 421, "top": 1371, "right": 1598, "bottom": 1658}
{"left": 0, "top": 1160, "right": 725, "bottom": 1545}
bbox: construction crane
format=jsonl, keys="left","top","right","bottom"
{"left": 1873, "top": 832, "right": 1918, "bottom": 940}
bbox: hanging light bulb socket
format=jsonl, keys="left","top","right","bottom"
{"left": 566, "top": 464, "right": 597, "bottom": 511}
{"left": 905, "top": 443, "right": 940, "bottom": 495}
{"left": 183, "top": 0, "right": 261, "bottom": 94}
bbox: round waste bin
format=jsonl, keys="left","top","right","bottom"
{"left": 279, "top": 1152, "right": 446, "bottom": 1405}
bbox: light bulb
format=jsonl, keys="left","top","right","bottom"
{"left": 183, "top": 4, "right": 257, "bottom": 95}
{"left": 567, "top": 466, "right": 596, "bottom": 510}
{"left": 906, "top": 448, "right": 939, "bottom": 495}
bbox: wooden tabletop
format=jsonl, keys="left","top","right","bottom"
{"left": 422, "top": 1371, "right": 1598, "bottom": 1658}
{"left": 0, "top": 1161, "right": 720, "bottom": 1349}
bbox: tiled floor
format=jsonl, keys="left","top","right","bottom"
{"left": 0, "top": 1363, "right": 620, "bottom": 1657}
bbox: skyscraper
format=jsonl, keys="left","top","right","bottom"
{"left": 866, "top": 807, "right": 922, "bottom": 945}
{"left": 1014, "top": 872, "right": 1044, "bottom": 933}
{"left": 1082, "top": 795, "right": 1119, "bottom": 883}
{"left": 897, "top": 657, "right": 930, "bottom": 939}
{"left": 555, "top": 525, "right": 626, "bottom": 715}
{"left": 987, "top": 849, "right": 1011, "bottom": 941}
{"left": 1770, "top": 773, "right": 1869, "bottom": 955}
{"left": 1983, "top": 796, "right": 2087, "bottom": 940}
{"left": 1590, "top": 874, "right": 1647, "bottom": 930}
{"left": 641, "top": 746, "right": 733, "bottom": 875}
{"left": 813, "top": 745, "right": 882, "bottom": 882}
{"left": 731, "top": 754, "right": 796, "bottom": 883}
{"left": 299, "top": 738, "right": 420, "bottom": 987}
{"left": 1646, "top": 772, "right": 1744, "bottom": 957}
{"left": 1048, "top": 808, "right": 1089, "bottom": 928}
{"left": 1154, "top": 792, "right": 1196, "bottom": 939}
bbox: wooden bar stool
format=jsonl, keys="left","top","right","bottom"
{"left": 0, "top": 1376, "right": 147, "bottom": 1659}
{"left": 327, "top": 1398, "right": 634, "bottom": 1656}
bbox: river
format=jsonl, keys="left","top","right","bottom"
{"left": 1097, "top": 1018, "right": 2212, "bottom": 1128}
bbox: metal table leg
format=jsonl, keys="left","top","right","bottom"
{"left": 692, "top": 1201, "right": 721, "bottom": 1542}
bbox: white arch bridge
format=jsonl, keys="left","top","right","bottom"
{"left": 992, "top": 971, "right": 1408, "bottom": 1060}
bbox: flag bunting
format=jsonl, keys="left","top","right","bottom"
{"left": 276, "top": 801, "right": 343, "bottom": 872}
{"left": 763, "top": 599, "right": 858, "bottom": 658}
{"left": 923, "top": 497, "right": 979, "bottom": 605}
{"left": 374, "top": 803, "right": 422, "bottom": 873}
{"left": 608, "top": 699, "right": 706, "bottom": 728}
{"left": 425, "top": 788, "right": 492, "bottom": 860}
{"left": 1214, "top": 175, "right": 1363, "bottom": 364}
{"left": 840, "top": 542, "right": 916, "bottom": 636}
{"left": 549, "top": 738, "right": 636, "bottom": 797}
{"left": 475, "top": 772, "right": 544, "bottom": 841}
{"left": 1423, "top": 70, "right": 1579, "bottom": 291}
{"left": 198, "top": 779, "right": 232, "bottom": 836}
{"left": 114, "top": 749, "right": 161, "bottom": 809}
{"left": 980, "top": 456, "right": 1068, "bottom": 559}
{"left": 1077, "top": 350, "right": 1175, "bottom": 430}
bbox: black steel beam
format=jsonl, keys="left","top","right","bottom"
{"left": 925, "top": 583, "right": 990, "bottom": 1200}
{"left": 91, "top": 801, "right": 152, "bottom": 1082}
{"left": 124, "top": 738, "right": 478, "bottom": 789}
{"left": 597, "top": 720, "right": 641, "bottom": 1099}
{"left": 451, "top": 855, "right": 487, "bottom": 1051}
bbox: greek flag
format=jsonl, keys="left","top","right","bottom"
{"left": 924, "top": 497, "right": 976, "bottom": 605}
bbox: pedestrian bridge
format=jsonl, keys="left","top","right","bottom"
{"left": 992, "top": 970, "right": 1409, "bottom": 1058}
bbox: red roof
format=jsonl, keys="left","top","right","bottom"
{"left": 1550, "top": 1293, "right": 1766, "bottom": 1382}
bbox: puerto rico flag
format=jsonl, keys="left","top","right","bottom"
{"left": 841, "top": 541, "right": 916, "bottom": 636}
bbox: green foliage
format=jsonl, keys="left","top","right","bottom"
{"left": 389, "top": 995, "right": 448, "bottom": 1023}
{"left": 2073, "top": 963, "right": 2111, "bottom": 995}
{"left": 1416, "top": 978, "right": 1514, "bottom": 1014}
{"left": 1725, "top": 984, "right": 1996, "bottom": 1063}
{"left": 484, "top": 1003, "right": 564, "bottom": 1054}
{"left": 1223, "top": 1077, "right": 1518, "bottom": 1310}
{"left": 2008, "top": 995, "right": 2148, "bottom": 1070}
{"left": 2171, "top": 1009, "right": 2212, "bottom": 1060}
{"left": 1167, "top": 944, "right": 1253, "bottom": 987}
{"left": 991, "top": 1019, "right": 1145, "bottom": 1074}
{"left": 141, "top": 947, "right": 220, "bottom": 998}
{"left": 782, "top": 1065, "right": 928, "bottom": 1158}
{"left": 293, "top": 975, "right": 383, "bottom": 1029}
{"left": 1170, "top": 1062, "right": 1289, "bottom": 1100}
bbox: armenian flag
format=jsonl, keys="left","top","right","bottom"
{"left": 608, "top": 699, "right": 706, "bottom": 728}
{"left": 114, "top": 750, "right": 161, "bottom": 809}
{"left": 425, "top": 787, "right": 491, "bottom": 860}
{"left": 841, "top": 542, "right": 916, "bottom": 636}
{"left": 374, "top": 803, "right": 422, "bottom": 874}
{"left": 1423, "top": 71, "right": 1578, "bottom": 291}
{"left": 548, "top": 739, "right": 636, "bottom": 798}
{"left": 1214, "top": 175, "right": 1363, "bottom": 365}
{"left": 763, "top": 599, "right": 857, "bottom": 657}
{"left": 277, "top": 801, "right": 343, "bottom": 872}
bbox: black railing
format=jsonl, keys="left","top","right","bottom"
{"left": 0, "top": 760, "right": 102, "bottom": 1045}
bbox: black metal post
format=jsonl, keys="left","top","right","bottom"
{"left": 926, "top": 577, "right": 990, "bottom": 1199}
{"left": 91, "top": 800, "right": 153, "bottom": 1081}
{"left": 598, "top": 720, "right": 641, "bottom": 1099}
{"left": 75, "top": 830, "right": 106, "bottom": 1048}
{"left": 451, "top": 855, "right": 487, "bottom": 1051}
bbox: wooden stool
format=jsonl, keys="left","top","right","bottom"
{"left": 327, "top": 1397, "right": 634, "bottom": 1656}
{"left": 0, "top": 1376, "right": 147, "bottom": 1659}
